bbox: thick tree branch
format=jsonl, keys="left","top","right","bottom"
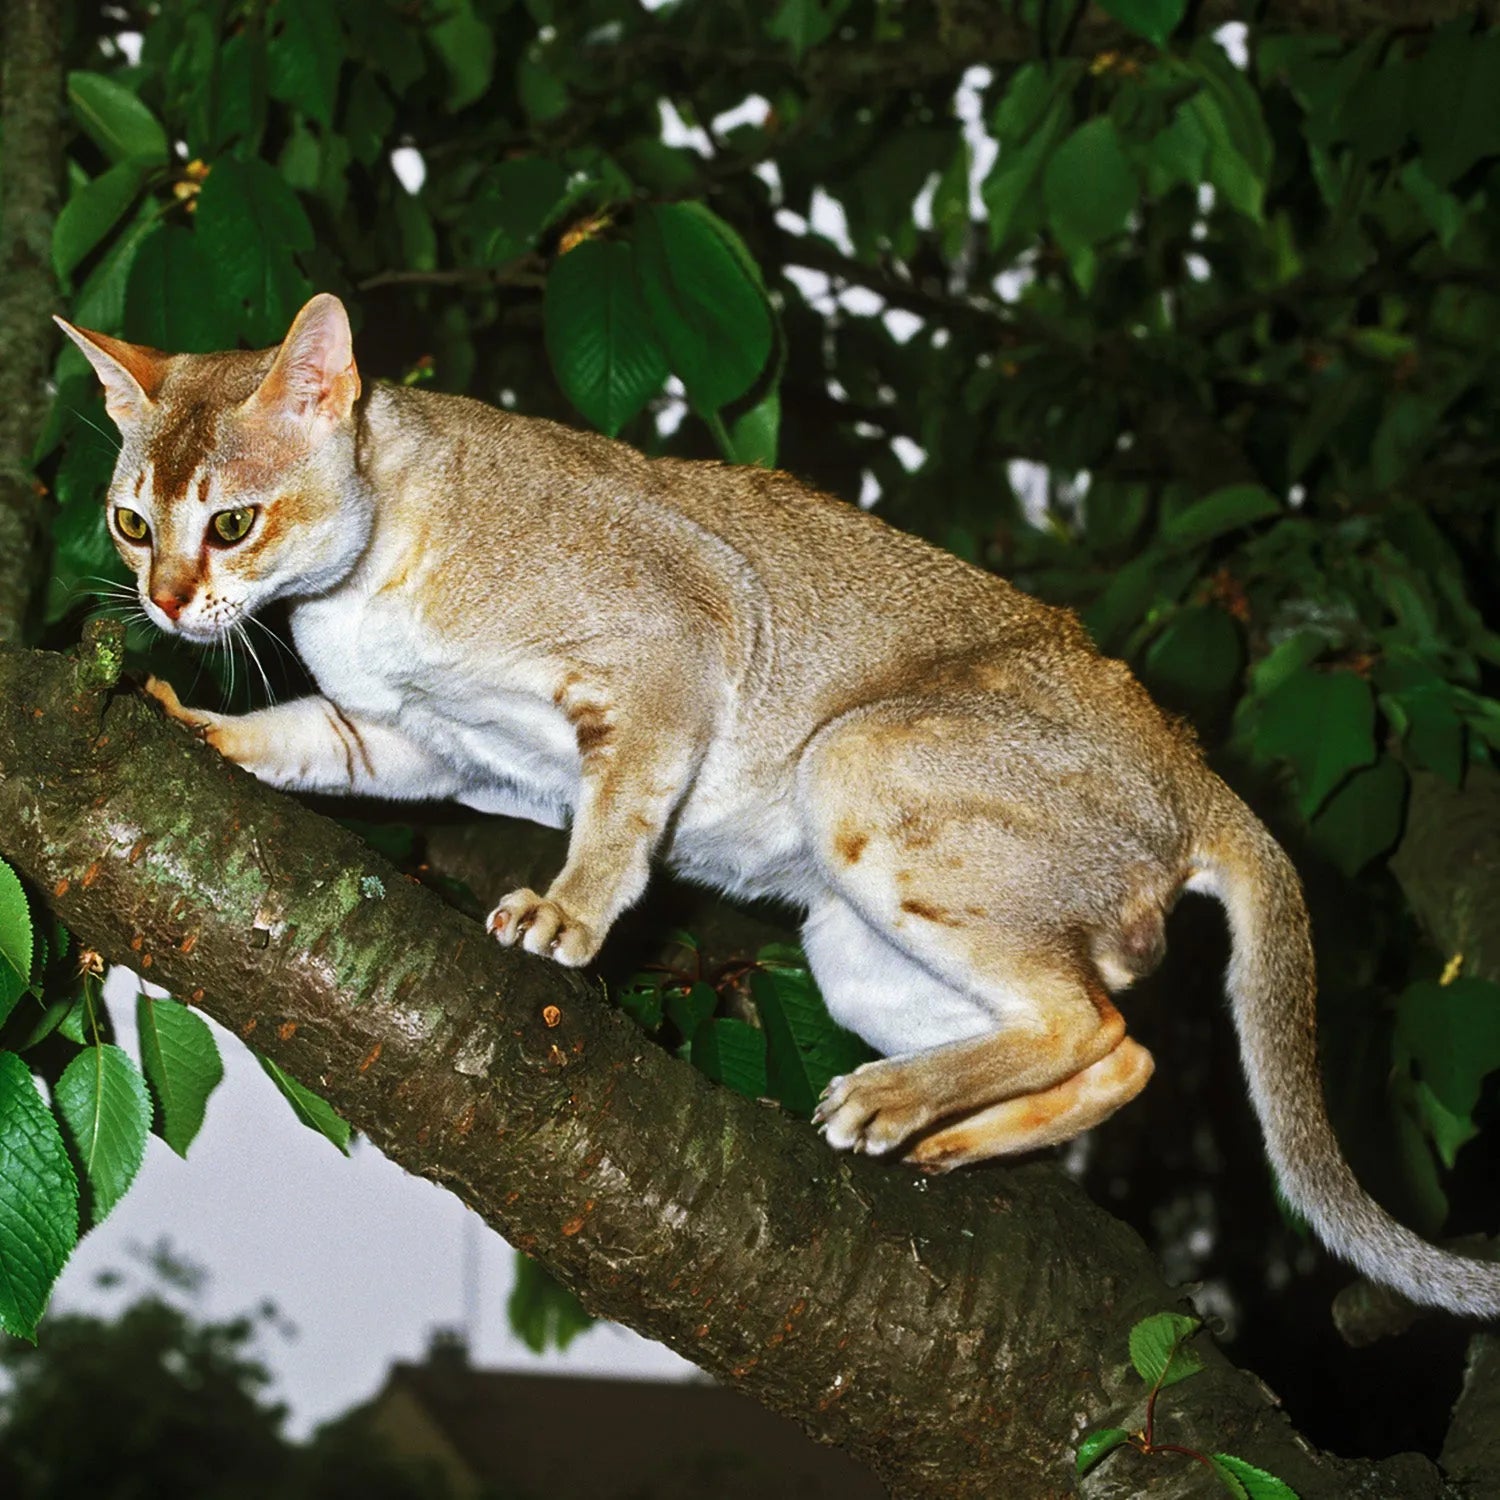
{"left": 0, "top": 627, "right": 1462, "bottom": 1499}
{"left": 0, "top": 0, "right": 63, "bottom": 644}
{"left": 622, "top": 1, "right": 1488, "bottom": 98}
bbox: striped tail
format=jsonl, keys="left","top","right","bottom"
{"left": 1190, "top": 777, "right": 1500, "bottom": 1317}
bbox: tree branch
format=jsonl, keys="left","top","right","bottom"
{"left": 0, "top": 626, "right": 1461, "bottom": 1498}
{"left": 0, "top": 0, "right": 63, "bottom": 644}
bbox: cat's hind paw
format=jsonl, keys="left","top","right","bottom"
{"left": 814, "top": 1061, "right": 932, "bottom": 1157}
{"left": 487, "top": 889, "right": 599, "bottom": 966}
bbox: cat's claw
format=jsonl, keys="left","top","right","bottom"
{"left": 487, "top": 889, "right": 598, "bottom": 967}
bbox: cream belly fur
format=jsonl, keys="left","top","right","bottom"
{"left": 55, "top": 293, "right": 1500, "bottom": 1318}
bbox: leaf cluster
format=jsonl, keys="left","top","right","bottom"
{"left": 0, "top": 858, "right": 346, "bottom": 1339}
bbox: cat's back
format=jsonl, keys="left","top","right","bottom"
{"left": 375, "top": 384, "right": 1049, "bottom": 635}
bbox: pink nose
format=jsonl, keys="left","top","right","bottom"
{"left": 152, "top": 592, "right": 187, "bottom": 621}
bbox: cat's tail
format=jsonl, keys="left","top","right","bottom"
{"left": 1187, "top": 775, "right": 1500, "bottom": 1317}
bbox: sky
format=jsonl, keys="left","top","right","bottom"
{"left": 51, "top": 969, "right": 694, "bottom": 1439}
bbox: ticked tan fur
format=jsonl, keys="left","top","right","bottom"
{"left": 58, "top": 296, "right": 1500, "bottom": 1316}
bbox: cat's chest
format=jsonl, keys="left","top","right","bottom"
{"left": 288, "top": 591, "right": 579, "bottom": 786}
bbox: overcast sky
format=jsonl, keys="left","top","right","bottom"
{"left": 52, "top": 969, "right": 693, "bottom": 1438}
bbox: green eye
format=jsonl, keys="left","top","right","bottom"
{"left": 115, "top": 507, "right": 149, "bottom": 543}
{"left": 210, "top": 506, "right": 256, "bottom": 544}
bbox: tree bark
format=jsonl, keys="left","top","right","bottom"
{"left": 0, "top": 0, "right": 63, "bottom": 644}
{"left": 0, "top": 626, "right": 1465, "bottom": 1500}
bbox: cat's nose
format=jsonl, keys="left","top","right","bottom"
{"left": 151, "top": 591, "right": 188, "bottom": 621}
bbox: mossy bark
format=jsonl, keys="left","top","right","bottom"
{"left": 0, "top": 629, "right": 1465, "bottom": 1499}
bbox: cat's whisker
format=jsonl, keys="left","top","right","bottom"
{"left": 243, "top": 611, "right": 297, "bottom": 672}
{"left": 216, "top": 634, "right": 238, "bottom": 711}
{"left": 65, "top": 406, "right": 123, "bottom": 455}
{"left": 233, "top": 618, "right": 275, "bottom": 706}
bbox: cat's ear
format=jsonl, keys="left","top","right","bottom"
{"left": 246, "top": 293, "right": 361, "bottom": 443}
{"left": 53, "top": 319, "right": 165, "bottom": 426}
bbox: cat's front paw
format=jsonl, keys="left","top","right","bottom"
{"left": 144, "top": 676, "right": 257, "bottom": 768}
{"left": 487, "top": 889, "right": 599, "bottom": 966}
{"left": 144, "top": 675, "right": 211, "bottom": 729}
{"left": 144, "top": 675, "right": 239, "bottom": 755}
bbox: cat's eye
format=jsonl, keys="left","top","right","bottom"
{"left": 114, "top": 507, "right": 149, "bottom": 543}
{"left": 209, "top": 506, "right": 257, "bottom": 545}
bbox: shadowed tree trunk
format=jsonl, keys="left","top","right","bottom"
{"left": 0, "top": 0, "right": 63, "bottom": 644}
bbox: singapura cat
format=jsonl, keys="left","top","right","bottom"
{"left": 57, "top": 293, "right": 1500, "bottom": 1317}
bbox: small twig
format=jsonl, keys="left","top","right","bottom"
{"left": 357, "top": 257, "right": 546, "bottom": 292}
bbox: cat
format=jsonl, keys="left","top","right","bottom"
{"left": 57, "top": 293, "right": 1500, "bottom": 1317}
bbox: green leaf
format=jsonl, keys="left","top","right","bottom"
{"left": 665, "top": 981, "right": 717, "bottom": 1043}
{"left": 1396, "top": 978, "right": 1500, "bottom": 1134}
{"left": 344, "top": 69, "right": 396, "bottom": 166}
{"left": 725, "top": 388, "right": 781, "bottom": 467}
{"left": 462, "top": 157, "right": 569, "bottom": 266}
{"left": 1182, "top": 41, "right": 1273, "bottom": 221}
{"left": 1096, "top": 0, "right": 1185, "bottom": 47}
{"left": 1128, "top": 1311, "right": 1204, "bottom": 1388}
{"left": 751, "top": 964, "right": 873, "bottom": 1116}
{"left": 67, "top": 72, "right": 169, "bottom": 165}
{"left": 0, "top": 857, "right": 33, "bottom": 1028}
{"left": 212, "top": 30, "right": 269, "bottom": 152}
{"left": 257, "top": 1054, "right": 350, "bottom": 1154}
{"left": 767, "top": 0, "right": 848, "bottom": 58}
{"left": 1253, "top": 667, "right": 1377, "bottom": 817}
{"left": 1083, "top": 548, "right": 1198, "bottom": 650}
{"left": 1144, "top": 103, "right": 1210, "bottom": 196}
{"left": 0, "top": 1052, "right": 78, "bottom": 1340}
{"left": 1162, "top": 484, "right": 1282, "bottom": 548}
{"left": 1209, "top": 1453, "right": 1301, "bottom": 1500}
{"left": 1400, "top": 695, "right": 1466, "bottom": 785}
{"left": 633, "top": 202, "right": 774, "bottom": 416}
{"left": 16, "top": 993, "right": 86, "bottom": 1052}
{"left": 45, "top": 437, "right": 128, "bottom": 626}
{"left": 615, "top": 973, "right": 665, "bottom": 1032}
{"left": 983, "top": 86, "right": 1073, "bottom": 250}
{"left": 54, "top": 1044, "right": 152, "bottom": 1225}
{"left": 1410, "top": 1079, "right": 1477, "bottom": 1172}
{"left": 124, "top": 225, "right": 239, "bottom": 353}
{"left": 508, "top": 1253, "right": 594, "bottom": 1352}
{"left": 137, "top": 995, "right": 223, "bottom": 1158}
{"left": 1076, "top": 1426, "right": 1132, "bottom": 1475}
{"left": 268, "top": 0, "right": 343, "bottom": 126}
{"left": 429, "top": 0, "right": 496, "bottom": 111}
{"left": 195, "top": 157, "right": 315, "bottom": 346}
{"left": 1308, "top": 755, "right": 1407, "bottom": 878}
{"left": 1395, "top": 163, "right": 1465, "bottom": 252}
{"left": 53, "top": 161, "right": 151, "bottom": 282}
{"left": 1412, "top": 24, "right": 1500, "bottom": 186}
{"left": 1043, "top": 117, "right": 1139, "bottom": 251}
{"left": 1143, "top": 606, "right": 1244, "bottom": 714}
{"left": 73, "top": 206, "right": 157, "bottom": 334}
{"left": 691, "top": 1018, "right": 769, "bottom": 1099}
{"left": 545, "top": 237, "right": 669, "bottom": 436}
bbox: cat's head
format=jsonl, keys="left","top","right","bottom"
{"left": 57, "top": 293, "right": 373, "bottom": 643}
